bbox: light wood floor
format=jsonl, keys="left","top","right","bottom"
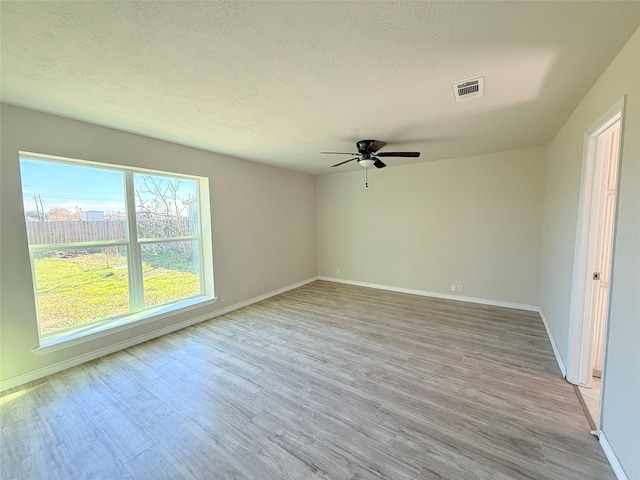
{"left": 1, "top": 280, "right": 614, "bottom": 479}
{"left": 578, "top": 377, "right": 602, "bottom": 429}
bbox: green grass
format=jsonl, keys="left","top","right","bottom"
{"left": 34, "top": 251, "right": 200, "bottom": 334}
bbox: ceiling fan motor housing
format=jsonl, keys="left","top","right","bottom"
{"left": 357, "top": 140, "right": 382, "bottom": 153}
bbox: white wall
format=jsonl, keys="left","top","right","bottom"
{"left": 0, "top": 104, "right": 317, "bottom": 385}
{"left": 316, "top": 147, "right": 546, "bottom": 307}
{"left": 539, "top": 28, "right": 639, "bottom": 479}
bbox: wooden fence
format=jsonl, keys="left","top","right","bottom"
{"left": 26, "top": 221, "right": 126, "bottom": 245}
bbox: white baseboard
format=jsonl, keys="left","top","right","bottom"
{"left": 599, "top": 432, "right": 629, "bottom": 480}
{"left": 0, "top": 276, "right": 318, "bottom": 392}
{"left": 317, "top": 276, "right": 539, "bottom": 312}
{"left": 537, "top": 307, "right": 567, "bottom": 378}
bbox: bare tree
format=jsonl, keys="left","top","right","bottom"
{"left": 135, "top": 175, "right": 195, "bottom": 258}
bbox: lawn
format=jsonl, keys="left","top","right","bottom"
{"left": 34, "top": 250, "right": 200, "bottom": 334}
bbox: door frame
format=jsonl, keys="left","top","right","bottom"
{"left": 566, "top": 97, "right": 625, "bottom": 407}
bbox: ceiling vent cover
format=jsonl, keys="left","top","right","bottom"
{"left": 452, "top": 77, "right": 484, "bottom": 101}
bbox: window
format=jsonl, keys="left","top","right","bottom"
{"left": 19, "top": 153, "right": 214, "bottom": 341}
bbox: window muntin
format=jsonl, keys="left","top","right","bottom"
{"left": 19, "top": 154, "right": 212, "bottom": 339}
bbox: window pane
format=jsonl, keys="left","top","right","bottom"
{"left": 141, "top": 241, "right": 201, "bottom": 307}
{"left": 134, "top": 173, "right": 199, "bottom": 239}
{"left": 20, "top": 158, "right": 127, "bottom": 245}
{"left": 33, "top": 247, "right": 130, "bottom": 335}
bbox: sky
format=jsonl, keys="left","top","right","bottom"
{"left": 20, "top": 158, "right": 125, "bottom": 214}
{"left": 20, "top": 157, "right": 197, "bottom": 216}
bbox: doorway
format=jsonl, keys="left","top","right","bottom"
{"left": 567, "top": 98, "right": 624, "bottom": 432}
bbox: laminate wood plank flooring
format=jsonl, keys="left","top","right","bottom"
{"left": 0, "top": 280, "right": 614, "bottom": 479}
{"left": 577, "top": 377, "right": 601, "bottom": 429}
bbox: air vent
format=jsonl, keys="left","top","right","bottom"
{"left": 452, "top": 77, "right": 484, "bottom": 101}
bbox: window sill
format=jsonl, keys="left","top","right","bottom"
{"left": 33, "top": 296, "right": 218, "bottom": 355}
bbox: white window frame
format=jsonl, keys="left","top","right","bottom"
{"left": 19, "top": 151, "right": 216, "bottom": 353}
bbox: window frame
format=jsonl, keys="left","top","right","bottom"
{"left": 19, "top": 151, "right": 216, "bottom": 350}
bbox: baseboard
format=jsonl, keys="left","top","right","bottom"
{"left": 317, "top": 276, "right": 539, "bottom": 312}
{"left": 599, "top": 432, "right": 629, "bottom": 480}
{"left": 0, "top": 276, "right": 318, "bottom": 392}
{"left": 537, "top": 307, "right": 567, "bottom": 378}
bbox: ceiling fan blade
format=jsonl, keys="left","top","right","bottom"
{"left": 373, "top": 159, "right": 387, "bottom": 169}
{"left": 321, "top": 151, "right": 358, "bottom": 155}
{"left": 331, "top": 157, "right": 359, "bottom": 167}
{"left": 376, "top": 151, "right": 420, "bottom": 157}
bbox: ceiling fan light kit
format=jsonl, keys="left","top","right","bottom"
{"left": 359, "top": 158, "right": 375, "bottom": 167}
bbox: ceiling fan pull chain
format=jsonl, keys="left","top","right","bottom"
{"left": 365, "top": 164, "right": 368, "bottom": 188}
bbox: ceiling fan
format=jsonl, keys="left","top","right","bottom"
{"left": 322, "top": 140, "right": 420, "bottom": 169}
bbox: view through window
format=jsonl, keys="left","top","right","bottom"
{"left": 19, "top": 154, "right": 212, "bottom": 337}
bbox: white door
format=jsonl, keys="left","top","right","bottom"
{"left": 591, "top": 122, "right": 620, "bottom": 377}
{"left": 567, "top": 97, "right": 624, "bottom": 392}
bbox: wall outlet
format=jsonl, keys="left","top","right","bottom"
{"left": 221, "top": 294, "right": 227, "bottom": 303}
{"left": 456, "top": 284, "right": 463, "bottom": 293}
{"left": 336, "top": 269, "right": 340, "bottom": 275}
{"left": 450, "top": 284, "right": 456, "bottom": 292}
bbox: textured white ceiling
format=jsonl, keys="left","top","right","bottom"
{"left": 1, "top": 2, "right": 638, "bottom": 174}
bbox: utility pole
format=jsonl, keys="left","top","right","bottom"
{"left": 33, "top": 195, "right": 39, "bottom": 221}
{"left": 33, "top": 195, "right": 43, "bottom": 221}
{"left": 38, "top": 195, "right": 46, "bottom": 221}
